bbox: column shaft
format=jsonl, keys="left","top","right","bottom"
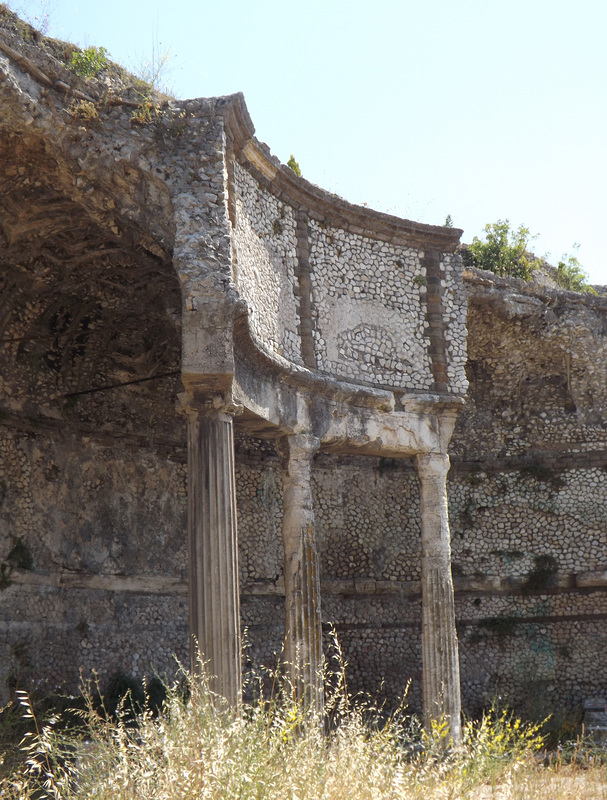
{"left": 188, "top": 410, "right": 241, "bottom": 707}
{"left": 414, "top": 452, "right": 462, "bottom": 745}
{"left": 279, "top": 434, "right": 323, "bottom": 715}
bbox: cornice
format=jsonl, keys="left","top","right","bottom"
{"left": 219, "top": 92, "right": 463, "bottom": 252}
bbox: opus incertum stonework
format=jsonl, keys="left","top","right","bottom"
{"left": 2, "top": 7, "right": 607, "bottom": 734}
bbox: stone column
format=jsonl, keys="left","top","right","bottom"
{"left": 187, "top": 404, "right": 241, "bottom": 708}
{"left": 278, "top": 434, "right": 323, "bottom": 716}
{"left": 414, "top": 452, "right": 462, "bottom": 745}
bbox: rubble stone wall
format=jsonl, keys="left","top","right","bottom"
{"left": 0, "top": 253, "right": 607, "bottom": 713}
{"left": 232, "top": 161, "right": 304, "bottom": 366}
{"left": 237, "top": 270, "right": 607, "bottom": 717}
{"left": 0, "top": 8, "right": 604, "bottom": 718}
{"left": 448, "top": 271, "right": 607, "bottom": 715}
{"left": 230, "top": 157, "right": 468, "bottom": 395}
{"left": 308, "top": 221, "right": 433, "bottom": 388}
{"left": 2, "top": 258, "right": 607, "bottom": 719}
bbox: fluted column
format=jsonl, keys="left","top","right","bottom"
{"left": 187, "top": 405, "right": 241, "bottom": 708}
{"left": 278, "top": 434, "right": 323, "bottom": 716}
{"left": 414, "top": 452, "right": 462, "bottom": 745}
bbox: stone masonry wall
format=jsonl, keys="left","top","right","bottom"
{"left": 0, "top": 422, "right": 188, "bottom": 697}
{"left": 230, "top": 157, "right": 468, "bottom": 395}
{"left": 448, "top": 270, "right": 607, "bottom": 716}
{"left": 441, "top": 253, "right": 469, "bottom": 393}
{"left": 452, "top": 272, "right": 607, "bottom": 461}
{"left": 0, "top": 9, "right": 479, "bottom": 713}
{"left": 308, "top": 222, "right": 433, "bottom": 389}
{"left": 3, "top": 267, "right": 607, "bottom": 720}
{"left": 2, "top": 449, "right": 607, "bottom": 716}
{"left": 0, "top": 4, "right": 602, "bottom": 714}
{"left": 239, "top": 270, "right": 607, "bottom": 716}
{"left": 231, "top": 162, "right": 304, "bottom": 366}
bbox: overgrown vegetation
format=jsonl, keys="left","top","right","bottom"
{"left": 0, "top": 674, "right": 535, "bottom": 798}
{"left": 2, "top": 4, "right": 173, "bottom": 125}
{"left": 69, "top": 45, "right": 109, "bottom": 78}
{"left": 68, "top": 98, "right": 99, "bottom": 121}
{"left": 555, "top": 246, "right": 596, "bottom": 293}
{"left": 127, "top": 47, "right": 172, "bottom": 124}
{"left": 1, "top": 660, "right": 605, "bottom": 800}
{"left": 0, "top": 0, "right": 53, "bottom": 37}
{"left": 465, "top": 219, "right": 537, "bottom": 280}
{"left": 287, "top": 154, "right": 302, "bottom": 176}
{"left": 464, "top": 220, "right": 596, "bottom": 293}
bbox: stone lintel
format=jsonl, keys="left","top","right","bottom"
{"left": 577, "top": 571, "right": 607, "bottom": 588}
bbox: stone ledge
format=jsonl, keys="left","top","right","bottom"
{"left": 7, "top": 570, "right": 607, "bottom": 597}
{"left": 7, "top": 570, "right": 188, "bottom": 595}
{"left": 577, "top": 570, "right": 607, "bottom": 588}
{"left": 450, "top": 450, "right": 607, "bottom": 472}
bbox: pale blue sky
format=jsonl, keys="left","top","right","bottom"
{"left": 7, "top": 0, "right": 607, "bottom": 283}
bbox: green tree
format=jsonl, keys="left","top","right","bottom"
{"left": 69, "top": 46, "right": 109, "bottom": 78}
{"left": 466, "top": 219, "right": 536, "bottom": 281}
{"left": 555, "top": 246, "right": 596, "bottom": 293}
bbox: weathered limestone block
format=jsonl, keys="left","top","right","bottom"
{"left": 414, "top": 452, "right": 462, "bottom": 744}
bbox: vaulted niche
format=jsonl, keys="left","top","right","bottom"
{"left": 0, "top": 131, "right": 183, "bottom": 437}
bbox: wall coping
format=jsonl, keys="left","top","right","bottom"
{"left": 464, "top": 266, "right": 607, "bottom": 311}
{"left": 220, "top": 93, "right": 463, "bottom": 252}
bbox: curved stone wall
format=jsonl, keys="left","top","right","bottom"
{"left": 232, "top": 162, "right": 304, "bottom": 366}
{"left": 228, "top": 125, "right": 467, "bottom": 398}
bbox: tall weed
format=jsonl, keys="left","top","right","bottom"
{"left": 1, "top": 661, "right": 605, "bottom": 799}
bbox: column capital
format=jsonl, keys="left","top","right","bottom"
{"left": 177, "top": 390, "right": 243, "bottom": 422}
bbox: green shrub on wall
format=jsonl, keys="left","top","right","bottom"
{"left": 555, "top": 248, "right": 596, "bottom": 293}
{"left": 464, "top": 221, "right": 596, "bottom": 292}
{"left": 287, "top": 155, "right": 301, "bottom": 176}
{"left": 69, "top": 45, "right": 109, "bottom": 78}
{"left": 465, "top": 220, "right": 536, "bottom": 280}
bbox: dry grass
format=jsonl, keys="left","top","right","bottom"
{"left": 1, "top": 667, "right": 606, "bottom": 799}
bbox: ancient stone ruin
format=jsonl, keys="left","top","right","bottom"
{"left": 2, "top": 9, "right": 607, "bottom": 732}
